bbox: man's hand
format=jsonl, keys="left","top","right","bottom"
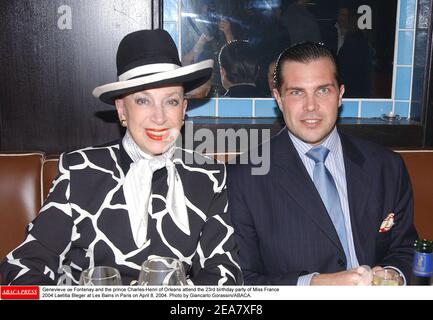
{"left": 311, "top": 266, "right": 373, "bottom": 285}
{"left": 218, "top": 20, "right": 234, "bottom": 42}
{"left": 193, "top": 33, "right": 213, "bottom": 53}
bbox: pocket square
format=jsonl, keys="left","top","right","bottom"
{"left": 379, "top": 213, "right": 395, "bottom": 233}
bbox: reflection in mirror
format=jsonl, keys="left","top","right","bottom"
{"left": 171, "top": 0, "right": 397, "bottom": 98}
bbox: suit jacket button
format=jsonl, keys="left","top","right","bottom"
{"left": 337, "top": 259, "right": 345, "bottom": 266}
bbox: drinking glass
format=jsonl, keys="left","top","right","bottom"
{"left": 79, "top": 266, "right": 122, "bottom": 286}
{"left": 372, "top": 267, "right": 404, "bottom": 286}
{"left": 138, "top": 257, "right": 187, "bottom": 286}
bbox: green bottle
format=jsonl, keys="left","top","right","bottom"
{"left": 411, "top": 239, "right": 433, "bottom": 285}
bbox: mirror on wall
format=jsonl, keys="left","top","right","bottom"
{"left": 164, "top": 0, "right": 398, "bottom": 99}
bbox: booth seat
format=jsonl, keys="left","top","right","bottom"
{"left": 0, "top": 153, "right": 51, "bottom": 260}
{"left": 1, "top": 150, "right": 433, "bottom": 261}
{"left": 396, "top": 150, "right": 433, "bottom": 242}
{"left": 0, "top": 153, "right": 59, "bottom": 260}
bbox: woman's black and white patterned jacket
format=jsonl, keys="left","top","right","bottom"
{"left": 0, "top": 141, "right": 243, "bottom": 285}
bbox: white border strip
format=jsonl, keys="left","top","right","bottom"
{"left": 396, "top": 150, "right": 433, "bottom": 153}
{"left": 0, "top": 153, "right": 45, "bottom": 157}
{"left": 358, "top": 99, "right": 362, "bottom": 118}
{"left": 252, "top": 98, "right": 256, "bottom": 117}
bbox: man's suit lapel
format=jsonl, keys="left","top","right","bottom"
{"left": 271, "top": 129, "right": 344, "bottom": 252}
{"left": 340, "top": 133, "right": 372, "bottom": 263}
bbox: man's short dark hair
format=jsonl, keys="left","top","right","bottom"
{"left": 273, "top": 42, "right": 341, "bottom": 92}
{"left": 218, "top": 40, "right": 258, "bottom": 84}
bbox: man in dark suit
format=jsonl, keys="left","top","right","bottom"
{"left": 218, "top": 40, "right": 261, "bottom": 97}
{"left": 227, "top": 42, "right": 418, "bottom": 285}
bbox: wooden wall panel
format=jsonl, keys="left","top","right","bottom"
{"left": 0, "top": 0, "right": 157, "bottom": 154}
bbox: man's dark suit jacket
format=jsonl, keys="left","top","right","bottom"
{"left": 227, "top": 128, "right": 418, "bottom": 285}
{"left": 223, "top": 84, "right": 261, "bottom": 98}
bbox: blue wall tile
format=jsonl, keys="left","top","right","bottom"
{"left": 397, "top": 31, "right": 414, "bottom": 65}
{"left": 218, "top": 99, "right": 253, "bottom": 117}
{"left": 399, "top": 0, "right": 416, "bottom": 29}
{"left": 395, "top": 67, "right": 412, "bottom": 100}
{"left": 186, "top": 99, "right": 216, "bottom": 117}
{"left": 339, "top": 101, "right": 359, "bottom": 118}
{"left": 254, "top": 99, "right": 281, "bottom": 117}
{"left": 394, "top": 101, "right": 410, "bottom": 118}
{"left": 361, "top": 101, "right": 392, "bottom": 118}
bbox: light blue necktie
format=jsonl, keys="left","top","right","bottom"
{"left": 306, "top": 146, "right": 352, "bottom": 269}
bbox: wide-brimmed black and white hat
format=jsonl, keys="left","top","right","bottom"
{"left": 93, "top": 29, "right": 213, "bottom": 104}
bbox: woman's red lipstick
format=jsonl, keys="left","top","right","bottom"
{"left": 145, "top": 128, "right": 168, "bottom": 141}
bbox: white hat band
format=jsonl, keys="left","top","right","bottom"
{"left": 118, "top": 63, "right": 180, "bottom": 81}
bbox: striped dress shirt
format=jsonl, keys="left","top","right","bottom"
{"left": 288, "top": 127, "right": 360, "bottom": 285}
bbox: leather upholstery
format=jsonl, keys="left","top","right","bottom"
{"left": 398, "top": 151, "right": 433, "bottom": 240}
{"left": 0, "top": 153, "right": 44, "bottom": 260}
{"left": 1, "top": 150, "right": 432, "bottom": 262}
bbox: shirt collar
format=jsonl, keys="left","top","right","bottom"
{"left": 288, "top": 126, "right": 340, "bottom": 157}
{"left": 119, "top": 137, "right": 172, "bottom": 181}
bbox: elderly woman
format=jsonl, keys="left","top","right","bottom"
{"left": 0, "top": 30, "right": 242, "bottom": 285}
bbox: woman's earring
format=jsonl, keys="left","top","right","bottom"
{"left": 121, "top": 119, "right": 127, "bottom": 127}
